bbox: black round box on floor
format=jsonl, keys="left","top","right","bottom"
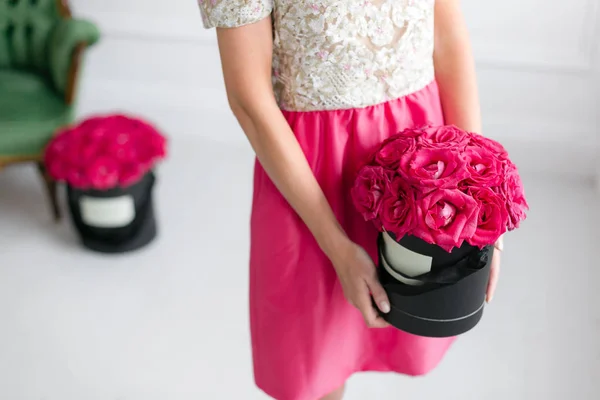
{"left": 376, "top": 233, "right": 493, "bottom": 338}
{"left": 66, "top": 172, "right": 157, "bottom": 253}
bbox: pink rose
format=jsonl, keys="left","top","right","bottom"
{"left": 86, "top": 157, "right": 119, "bottom": 190}
{"left": 399, "top": 148, "right": 469, "bottom": 190}
{"left": 47, "top": 160, "right": 68, "bottom": 181}
{"left": 80, "top": 142, "right": 103, "bottom": 163}
{"left": 413, "top": 189, "right": 480, "bottom": 252}
{"left": 44, "top": 135, "right": 69, "bottom": 173}
{"left": 45, "top": 134, "right": 68, "bottom": 157}
{"left": 62, "top": 132, "right": 86, "bottom": 166}
{"left": 374, "top": 136, "right": 418, "bottom": 170}
{"left": 466, "top": 187, "right": 509, "bottom": 248}
{"left": 86, "top": 127, "right": 109, "bottom": 145}
{"left": 379, "top": 177, "right": 417, "bottom": 238}
{"left": 399, "top": 126, "right": 429, "bottom": 138}
{"left": 351, "top": 166, "right": 390, "bottom": 221}
{"left": 115, "top": 132, "right": 132, "bottom": 146}
{"left": 147, "top": 131, "right": 167, "bottom": 157}
{"left": 107, "top": 141, "right": 138, "bottom": 164}
{"left": 119, "top": 164, "right": 144, "bottom": 187}
{"left": 418, "top": 125, "right": 470, "bottom": 149}
{"left": 502, "top": 162, "right": 529, "bottom": 230}
{"left": 468, "top": 133, "right": 509, "bottom": 161}
{"left": 67, "top": 168, "right": 88, "bottom": 189}
{"left": 462, "top": 145, "right": 503, "bottom": 187}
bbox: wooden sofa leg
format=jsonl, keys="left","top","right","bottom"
{"left": 37, "top": 162, "right": 61, "bottom": 221}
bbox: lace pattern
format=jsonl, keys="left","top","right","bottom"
{"left": 199, "top": 0, "right": 436, "bottom": 111}
{"left": 198, "top": 0, "right": 273, "bottom": 29}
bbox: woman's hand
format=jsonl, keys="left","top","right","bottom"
{"left": 486, "top": 236, "right": 503, "bottom": 303}
{"left": 330, "top": 239, "right": 391, "bottom": 328}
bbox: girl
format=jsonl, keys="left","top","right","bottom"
{"left": 197, "top": 0, "right": 503, "bottom": 399}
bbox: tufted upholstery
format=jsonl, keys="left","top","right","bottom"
{"left": 0, "top": 0, "right": 100, "bottom": 221}
{"left": 0, "top": 0, "right": 99, "bottom": 157}
{"left": 0, "top": 0, "right": 59, "bottom": 69}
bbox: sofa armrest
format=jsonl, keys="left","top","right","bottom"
{"left": 48, "top": 19, "right": 100, "bottom": 99}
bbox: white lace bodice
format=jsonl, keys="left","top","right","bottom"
{"left": 198, "top": 0, "right": 435, "bottom": 112}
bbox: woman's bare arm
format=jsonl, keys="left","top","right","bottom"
{"left": 216, "top": 20, "right": 347, "bottom": 258}
{"left": 433, "top": 1, "right": 502, "bottom": 302}
{"left": 215, "top": 18, "right": 390, "bottom": 326}
{"left": 433, "top": 0, "right": 482, "bottom": 133}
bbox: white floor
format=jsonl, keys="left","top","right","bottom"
{"left": 0, "top": 138, "right": 598, "bottom": 400}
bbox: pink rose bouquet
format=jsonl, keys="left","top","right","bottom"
{"left": 352, "top": 125, "right": 528, "bottom": 252}
{"left": 44, "top": 114, "right": 168, "bottom": 190}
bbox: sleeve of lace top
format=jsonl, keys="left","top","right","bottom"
{"left": 198, "top": 0, "right": 273, "bottom": 29}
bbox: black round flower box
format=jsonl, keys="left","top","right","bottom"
{"left": 66, "top": 172, "right": 157, "bottom": 253}
{"left": 376, "top": 233, "right": 493, "bottom": 338}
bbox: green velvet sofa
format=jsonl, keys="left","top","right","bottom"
{"left": 0, "top": 0, "right": 99, "bottom": 220}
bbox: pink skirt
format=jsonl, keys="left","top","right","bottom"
{"left": 250, "top": 81, "right": 455, "bottom": 400}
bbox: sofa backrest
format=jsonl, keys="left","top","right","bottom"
{"left": 0, "top": 0, "right": 67, "bottom": 70}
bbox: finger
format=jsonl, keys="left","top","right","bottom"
{"left": 356, "top": 281, "right": 390, "bottom": 328}
{"left": 368, "top": 316, "right": 391, "bottom": 329}
{"left": 365, "top": 274, "right": 391, "bottom": 314}
{"left": 486, "top": 250, "right": 501, "bottom": 303}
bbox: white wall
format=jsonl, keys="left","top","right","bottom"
{"left": 71, "top": 0, "right": 599, "bottom": 179}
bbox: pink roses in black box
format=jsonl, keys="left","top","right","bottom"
{"left": 351, "top": 125, "right": 529, "bottom": 338}
{"left": 43, "top": 114, "right": 168, "bottom": 253}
